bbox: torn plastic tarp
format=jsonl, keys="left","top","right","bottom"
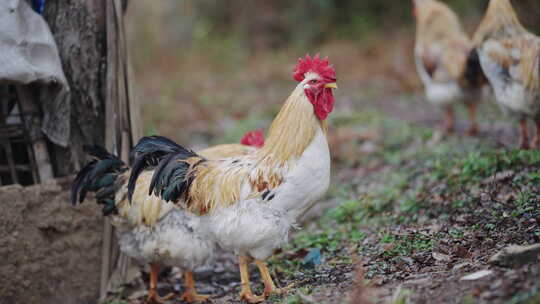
{"left": 0, "top": 0, "right": 70, "bottom": 147}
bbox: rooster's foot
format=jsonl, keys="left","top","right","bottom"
{"left": 147, "top": 290, "right": 175, "bottom": 304}
{"left": 239, "top": 289, "right": 265, "bottom": 303}
{"left": 467, "top": 124, "right": 479, "bottom": 136}
{"left": 519, "top": 139, "right": 530, "bottom": 150}
{"left": 532, "top": 137, "right": 540, "bottom": 150}
{"left": 263, "top": 282, "right": 295, "bottom": 297}
{"left": 180, "top": 290, "right": 212, "bottom": 303}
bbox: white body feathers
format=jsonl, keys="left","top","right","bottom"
{"left": 204, "top": 127, "right": 331, "bottom": 260}
{"left": 111, "top": 171, "right": 215, "bottom": 270}
{"left": 115, "top": 209, "right": 215, "bottom": 269}
{"left": 477, "top": 39, "right": 540, "bottom": 118}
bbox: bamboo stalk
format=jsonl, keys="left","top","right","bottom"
{"left": 100, "top": 0, "right": 138, "bottom": 300}
{"left": 101, "top": 0, "right": 118, "bottom": 300}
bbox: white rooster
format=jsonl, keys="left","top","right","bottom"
{"left": 128, "top": 54, "right": 337, "bottom": 302}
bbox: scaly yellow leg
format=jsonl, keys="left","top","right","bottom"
{"left": 179, "top": 271, "right": 212, "bottom": 303}
{"left": 533, "top": 119, "right": 540, "bottom": 150}
{"left": 255, "top": 260, "right": 294, "bottom": 298}
{"left": 444, "top": 106, "right": 455, "bottom": 134}
{"left": 238, "top": 256, "right": 264, "bottom": 303}
{"left": 255, "top": 260, "right": 281, "bottom": 297}
{"left": 519, "top": 118, "right": 530, "bottom": 150}
{"left": 467, "top": 102, "right": 479, "bottom": 136}
{"left": 147, "top": 263, "right": 175, "bottom": 304}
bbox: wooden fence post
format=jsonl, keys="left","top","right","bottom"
{"left": 101, "top": 0, "right": 141, "bottom": 300}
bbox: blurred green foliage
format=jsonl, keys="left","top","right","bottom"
{"left": 134, "top": 0, "right": 540, "bottom": 52}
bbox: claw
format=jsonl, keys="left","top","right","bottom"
{"left": 147, "top": 290, "right": 175, "bottom": 304}
{"left": 239, "top": 290, "right": 265, "bottom": 303}
{"left": 443, "top": 106, "right": 455, "bottom": 134}
{"left": 466, "top": 102, "right": 479, "bottom": 137}
{"left": 534, "top": 119, "right": 540, "bottom": 150}
{"left": 467, "top": 123, "right": 479, "bottom": 136}
{"left": 147, "top": 263, "right": 175, "bottom": 304}
{"left": 180, "top": 291, "right": 213, "bottom": 303}
{"left": 179, "top": 271, "right": 213, "bottom": 303}
{"left": 238, "top": 256, "right": 265, "bottom": 303}
{"left": 519, "top": 118, "right": 530, "bottom": 150}
{"left": 255, "top": 260, "right": 289, "bottom": 298}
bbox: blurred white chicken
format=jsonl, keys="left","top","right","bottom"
{"left": 413, "top": 0, "right": 487, "bottom": 135}
{"left": 128, "top": 55, "right": 337, "bottom": 303}
{"left": 70, "top": 130, "right": 264, "bottom": 303}
{"left": 473, "top": 0, "right": 540, "bottom": 149}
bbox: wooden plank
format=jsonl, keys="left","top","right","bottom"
{"left": 101, "top": 0, "right": 118, "bottom": 299}
{"left": 16, "top": 86, "right": 54, "bottom": 182}
{"left": 100, "top": 218, "right": 113, "bottom": 301}
{"left": 114, "top": 0, "right": 129, "bottom": 138}
{"left": 0, "top": 164, "right": 35, "bottom": 171}
{"left": 0, "top": 85, "right": 8, "bottom": 124}
{"left": 105, "top": 0, "right": 119, "bottom": 153}
{"left": 0, "top": 125, "right": 25, "bottom": 138}
{"left": 126, "top": 54, "right": 142, "bottom": 142}
{"left": 100, "top": 0, "right": 140, "bottom": 298}
{"left": 113, "top": 0, "right": 133, "bottom": 287}
{"left": 3, "top": 141, "right": 18, "bottom": 184}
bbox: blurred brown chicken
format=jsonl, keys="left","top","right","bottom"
{"left": 473, "top": 0, "right": 540, "bottom": 149}
{"left": 413, "top": 0, "right": 487, "bottom": 135}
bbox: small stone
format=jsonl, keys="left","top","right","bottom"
{"left": 432, "top": 252, "right": 452, "bottom": 262}
{"left": 460, "top": 269, "right": 493, "bottom": 281}
{"left": 489, "top": 243, "right": 540, "bottom": 267}
{"left": 452, "top": 262, "right": 472, "bottom": 271}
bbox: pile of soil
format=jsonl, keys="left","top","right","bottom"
{"left": 0, "top": 178, "right": 103, "bottom": 304}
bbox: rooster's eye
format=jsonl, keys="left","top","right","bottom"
{"left": 310, "top": 79, "right": 318, "bottom": 84}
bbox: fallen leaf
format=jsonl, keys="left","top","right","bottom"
{"left": 460, "top": 270, "right": 493, "bottom": 281}
{"left": 432, "top": 252, "right": 452, "bottom": 262}
{"left": 382, "top": 243, "right": 395, "bottom": 251}
{"left": 453, "top": 245, "right": 471, "bottom": 259}
{"left": 482, "top": 170, "right": 514, "bottom": 184}
{"left": 452, "top": 262, "right": 472, "bottom": 271}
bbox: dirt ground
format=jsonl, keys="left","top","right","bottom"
{"left": 96, "top": 29, "right": 540, "bottom": 302}
{"left": 104, "top": 88, "right": 539, "bottom": 304}
{"left": 4, "top": 26, "right": 538, "bottom": 304}
{"left": 0, "top": 178, "right": 103, "bottom": 304}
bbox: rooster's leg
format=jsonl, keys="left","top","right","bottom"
{"left": 255, "top": 260, "right": 285, "bottom": 297}
{"left": 238, "top": 256, "right": 264, "bottom": 303}
{"left": 147, "top": 263, "right": 175, "bottom": 304}
{"left": 179, "top": 271, "right": 212, "bottom": 303}
{"left": 444, "top": 106, "right": 455, "bottom": 134}
{"left": 533, "top": 119, "right": 540, "bottom": 149}
{"left": 519, "top": 118, "right": 530, "bottom": 150}
{"left": 466, "top": 102, "right": 479, "bottom": 136}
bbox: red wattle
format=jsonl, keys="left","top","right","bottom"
{"left": 306, "top": 88, "right": 335, "bottom": 120}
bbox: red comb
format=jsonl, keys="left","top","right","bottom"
{"left": 293, "top": 54, "right": 336, "bottom": 82}
{"left": 240, "top": 130, "right": 264, "bottom": 148}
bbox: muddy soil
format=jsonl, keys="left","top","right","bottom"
{"left": 0, "top": 178, "right": 103, "bottom": 304}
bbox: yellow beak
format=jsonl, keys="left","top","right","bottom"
{"left": 324, "top": 83, "right": 338, "bottom": 89}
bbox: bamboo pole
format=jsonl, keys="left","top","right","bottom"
{"left": 100, "top": 0, "right": 119, "bottom": 300}
{"left": 100, "top": 0, "right": 139, "bottom": 300}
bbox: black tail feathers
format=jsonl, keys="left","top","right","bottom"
{"left": 70, "top": 145, "right": 127, "bottom": 216}
{"left": 464, "top": 48, "right": 487, "bottom": 88}
{"left": 128, "top": 136, "right": 202, "bottom": 203}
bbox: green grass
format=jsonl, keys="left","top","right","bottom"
{"left": 265, "top": 108, "right": 540, "bottom": 302}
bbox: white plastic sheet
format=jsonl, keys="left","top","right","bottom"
{"left": 0, "top": 0, "right": 70, "bottom": 147}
